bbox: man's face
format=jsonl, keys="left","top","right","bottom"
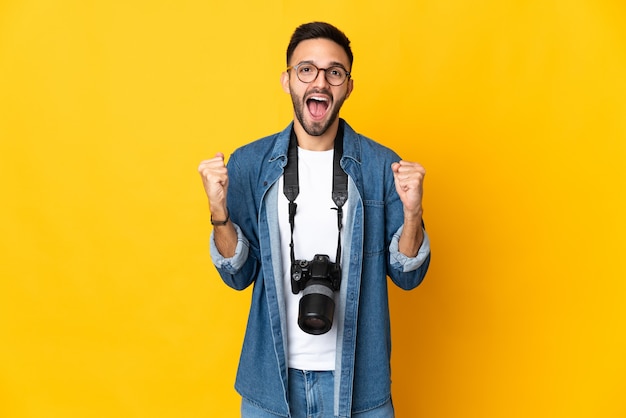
{"left": 281, "top": 38, "right": 354, "bottom": 137}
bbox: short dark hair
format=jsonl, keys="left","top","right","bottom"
{"left": 286, "top": 22, "right": 353, "bottom": 69}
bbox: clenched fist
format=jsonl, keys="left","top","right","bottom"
{"left": 198, "top": 152, "right": 229, "bottom": 219}
{"left": 391, "top": 160, "right": 425, "bottom": 220}
{"left": 391, "top": 160, "right": 426, "bottom": 256}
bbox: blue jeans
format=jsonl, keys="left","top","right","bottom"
{"left": 241, "top": 369, "right": 394, "bottom": 418}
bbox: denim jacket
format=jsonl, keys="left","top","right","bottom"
{"left": 210, "top": 120, "right": 430, "bottom": 417}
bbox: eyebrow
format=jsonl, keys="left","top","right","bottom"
{"left": 297, "top": 60, "right": 349, "bottom": 71}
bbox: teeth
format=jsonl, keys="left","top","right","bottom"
{"left": 309, "top": 96, "right": 328, "bottom": 102}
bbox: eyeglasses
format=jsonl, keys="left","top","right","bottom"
{"left": 287, "top": 62, "right": 351, "bottom": 86}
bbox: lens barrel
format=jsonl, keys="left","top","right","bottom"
{"left": 298, "top": 283, "right": 335, "bottom": 335}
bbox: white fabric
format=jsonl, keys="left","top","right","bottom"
{"left": 278, "top": 147, "right": 346, "bottom": 371}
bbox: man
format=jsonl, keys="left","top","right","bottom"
{"left": 198, "top": 22, "right": 430, "bottom": 418}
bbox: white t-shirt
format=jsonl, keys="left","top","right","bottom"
{"left": 278, "top": 147, "right": 346, "bottom": 371}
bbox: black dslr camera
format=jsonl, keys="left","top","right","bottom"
{"left": 291, "top": 254, "right": 342, "bottom": 335}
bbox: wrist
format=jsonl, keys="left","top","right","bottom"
{"left": 209, "top": 202, "right": 228, "bottom": 218}
{"left": 404, "top": 208, "right": 423, "bottom": 225}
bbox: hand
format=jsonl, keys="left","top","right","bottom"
{"left": 198, "top": 153, "right": 229, "bottom": 217}
{"left": 391, "top": 160, "right": 425, "bottom": 220}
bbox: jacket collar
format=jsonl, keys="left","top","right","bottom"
{"left": 269, "top": 119, "right": 362, "bottom": 167}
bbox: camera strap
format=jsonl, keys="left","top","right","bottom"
{"left": 283, "top": 124, "right": 348, "bottom": 266}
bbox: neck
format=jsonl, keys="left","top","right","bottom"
{"left": 292, "top": 118, "right": 340, "bottom": 151}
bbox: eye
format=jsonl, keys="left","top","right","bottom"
{"left": 299, "top": 64, "right": 315, "bottom": 74}
{"left": 327, "top": 67, "right": 346, "bottom": 81}
{"left": 328, "top": 67, "right": 342, "bottom": 77}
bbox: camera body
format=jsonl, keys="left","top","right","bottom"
{"left": 291, "top": 254, "right": 341, "bottom": 294}
{"left": 290, "top": 254, "right": 342, "bottom": 335}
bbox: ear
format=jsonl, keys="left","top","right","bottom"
{"left": 280, "top": 71, "right": 291, "bottom": 94}
{"left": 345, "top": 78, "right": 354, "bottom": 99}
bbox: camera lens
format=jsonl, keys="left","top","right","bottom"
{"left": 298, "top": 284, "right": 335, "bottom": 335}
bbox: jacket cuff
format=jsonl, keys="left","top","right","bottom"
{"left": 209, "top": 222, "right": 249, "bottom": 273}
{"left": 389, "top": 225, "right": 431, "bottom": 272}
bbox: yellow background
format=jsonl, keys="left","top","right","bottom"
{"left": 1, "top": 1, "right": 625, "bottom": 417}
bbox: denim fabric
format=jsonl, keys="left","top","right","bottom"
{"left": 242, "top": 369, "right": 394, "bottom": 418}
{"left": 287, "top": 369, "right": 335, "bottom": 418}
{"left": 211, "top": 120, "right": 430, "bottom": 417}
{"left": 242, "top": 399, "right": 285, "bottom": 418}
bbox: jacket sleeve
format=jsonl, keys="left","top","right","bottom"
{"left": 209, "top": 222, "right": 258, "bottom": 290}
{"left": 387, "top": 225, "right": 431, "bottom": 290}
{"left": 389, "top": 225, "right": 431, "bottom": 272}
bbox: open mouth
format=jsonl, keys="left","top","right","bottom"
{"left": 306, "top": 96, "right": 330, "bottom": 119}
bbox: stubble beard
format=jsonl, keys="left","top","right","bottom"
{"left": 291, "top": 92, "right": 346, "bottom": 137}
